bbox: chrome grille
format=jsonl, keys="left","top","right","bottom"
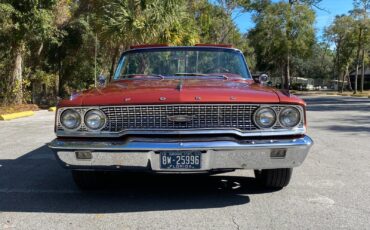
{"left": 100, "top": 104, "right": 259, "bottom": 132}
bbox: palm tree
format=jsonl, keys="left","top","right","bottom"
{"left": 96, "top": 0, "right": 191, "bottom": 77}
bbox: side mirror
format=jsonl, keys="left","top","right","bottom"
{"left": 98, "top": 75, "right": 107, "bottom": 87}
{"left": 259, "top": 74, "right": 269, "bottom": 83}
{"left": 252, "top": 73, "right": 269, "bottom": 84}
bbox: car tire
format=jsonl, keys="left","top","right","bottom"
{"left": 71, "top": 170, "right": 99, "bottom": 190}
{"left": 254, "top": 168, "right": 293, "bottom": 188}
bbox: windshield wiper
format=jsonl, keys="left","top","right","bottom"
{"left": 119, "top": 74, "right": 165, "bottom": 80}
{"left": 174, "top": 73, "right": 228, "bottom": 80}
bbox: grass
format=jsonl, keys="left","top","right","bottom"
{"left": 0, "top": 104, "right": 39, "bottom": 115}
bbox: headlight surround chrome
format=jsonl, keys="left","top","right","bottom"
{"left": 84, "top": 109, "right": 106, "bottom": 130}
{"left": 60, "top": 109, "right": 81, "bottom": 130}
{"left": 254, "top": 107, "right": 277, "bottom": 128}
{"left": 279, "top": 106, "right": 301, "bottom": 128}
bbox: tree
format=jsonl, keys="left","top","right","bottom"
{"left": 248, "top": 1, "right": 315, "bottom": 88}
{"left": 0, "top": 1, "right": 57, "bottom": 105}
{"left": 95, "top": 0, "right": 192, "bottom": 77}
{"left": 291, "top": 42, "right": 333, "bottom": 85}
{"left": 325, "top": 15, "right": 357, "bottom": 92}
{"left": 352, "top": 0, "right": 370, "bottom": 92}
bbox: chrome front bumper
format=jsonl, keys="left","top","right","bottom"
{"left": 48, "top": 135, "right": 313, "bottom": 172}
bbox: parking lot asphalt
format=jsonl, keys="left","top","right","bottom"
{"left": 0, "top": 96, "right": 369, "bottom": 230}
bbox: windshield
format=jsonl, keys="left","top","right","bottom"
{"left": 113, "top": 48, "right": 251, "bottom": 80}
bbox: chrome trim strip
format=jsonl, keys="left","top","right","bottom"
{"left": 49, "top": 135, "right": 312, "bottom": 151}
{"left": 56, "top": 127, "right": 306, "bottom": 138}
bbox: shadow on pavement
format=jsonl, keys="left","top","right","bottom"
{"left": 0, "top": 145, "right": 278, "bottom": 214}
{"left": 304, "top": 96, "right": 370, "bottom": 112}
{"left": 319, "top": 125, "right": 370, "bottom": 133}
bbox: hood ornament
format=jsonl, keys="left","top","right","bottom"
{"left": 167, "top": 115, "right": 195, "bottom": 122}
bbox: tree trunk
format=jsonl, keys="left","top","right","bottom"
{"left": 360, "top": 0, "right": 368, "bottom": 92}
{"left": 285, "top": 1, "right": 292, "bottom": 91}
{"left": 335, "top": 39, "right": 342, "bottom": 92}
{"left": 332, "top": 50, "right": 337, "bottom": 90}
{"left": 360, "top": 47, "right": 365, "bottom": 93}
{"left": 281, "top": 65, "right": 285, "bottom": 89}
{"left": 345, "top": 65, "right": 352, "bottom": 91}
{"left": 55, "top": 72, "right": 60, "bottom": 97}
{"left": 354, "top": 63, "right": 359, "bottom": 94}
{"left": 29, "top": 42, "right": 44, "bottom": 103}
{"left": 284, "top": 54, "right": 290, "bottom": 90}
{"left": 340, "top": 70, "right": 345, "bottom": 93}
{"left": 109, "top": 46, "right": 120, "bottom": 78}
{"left": 58, "top": 60, "right": 63, "bottom": 97}
{"left": 11, "top": 43, "right": 24, "bottom": 105}
{"left": 354, "top": 28, "right": 362, "bottom": 94}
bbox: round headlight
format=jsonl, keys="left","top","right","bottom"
{"left": 60, "top": 109, "right": 81, "bottom": 130}
{"left": 84, "top": 109, "right": 106, "bottom": 130}
{"left": 279, "top": 107, "right": 301, "bottom": 128}
{"left": 254, "top": 107, "right": 276, "bottom": 128}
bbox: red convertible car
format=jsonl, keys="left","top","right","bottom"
{"left": 48, "top": 44, "right": 313, "bottom": 189}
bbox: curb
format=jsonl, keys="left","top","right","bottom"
{"left": 48, "top": 107, "right": 56, "bottom": 112}
{"left": 351, "top": 94, "right": 368, "bottom": 98}
{"left": 294, "top": 92, "right": 370, "bottom": 98}
{"left": 0, "top": 111, "right": 35, "bottom": 121}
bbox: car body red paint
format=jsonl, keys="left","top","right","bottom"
{"left": 58, "top": 78, "right": 305, "bottom": 107}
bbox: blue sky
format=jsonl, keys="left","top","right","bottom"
{"left": 232, "top": 0, "right": 354, "bottom": 40}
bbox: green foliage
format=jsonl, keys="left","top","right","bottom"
{"left": 292, "top": 43, "right": 334, "bottom": 80}
{"left": 97, "top": 0, "right": 190, "bottom": 46}
{"left": 325, "top": 15, "right": 357, "bottom": 67}
{"left": 2, "top": 0, "right": 369, "bottom": 105}
{"left": 248, "top": 1, "right": 315, "bottom": 80}
{"left": 0, "top": 0, "right": 59, "bottom": 105}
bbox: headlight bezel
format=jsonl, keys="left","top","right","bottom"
{"left": 84, "top": 109, "right": 107, "bottom": 131}
{"left": 60, "top": 109, "right": 82, "bottom": 130}
{"left": 253, "top": 105, "right": 303, "bottom": 130}
{"left": 279, "top": 106, "right": 301, "bottom": 128}
{"left": 253, "top": 107, "right": 277, "bottom": 129}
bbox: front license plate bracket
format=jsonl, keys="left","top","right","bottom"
{"left": 159, "top": 151, "right": 202, "bottom": 169}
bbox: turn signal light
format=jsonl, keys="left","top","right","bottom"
{"left": 75, "top": 151, "right": 92, "bottom": 160}
{"left": 270, "top": 149, "right": 287, "bottom": 158}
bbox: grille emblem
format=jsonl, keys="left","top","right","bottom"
{"left": 167, "top": 115, "right": 195, "bottom": 122}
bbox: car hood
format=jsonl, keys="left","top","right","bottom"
{"left": 59, "top": 78, "right": 303, "bottom": 107}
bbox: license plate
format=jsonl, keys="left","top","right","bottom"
{"left": 160, "top": 151, "right": 202, "bottom": 169}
